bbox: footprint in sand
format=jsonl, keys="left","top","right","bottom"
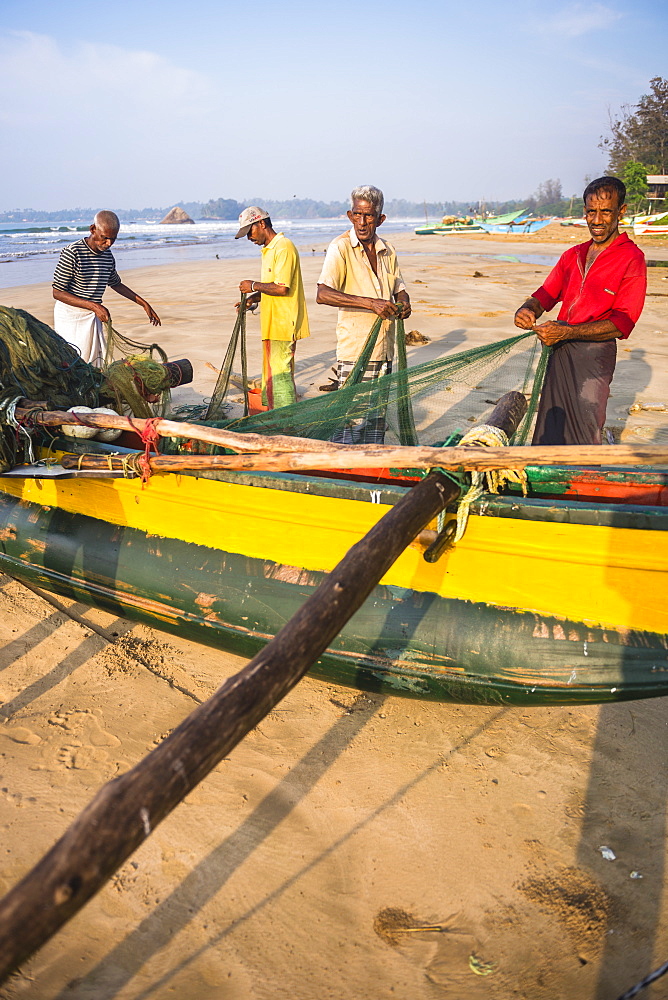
{"left": 0, "top": 725, "right": 41, "bottom": 746}
{"left": 48, "top": 709, "right": 120, "bottom": 747}
{"left": 564, "top": 792, "right": 586, "bottom": 819}
{"left": 57, "top": 744, "right": 102, "bottom": 770}
{"left": 47, "top": 709, "right": 122, "bottom": 775}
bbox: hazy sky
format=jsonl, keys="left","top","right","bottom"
{"left": 1, "top": 0, "right": 666, "bottom": 210}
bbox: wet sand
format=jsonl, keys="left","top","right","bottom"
{"left": 0, "top": 229, "right": 667, "bottom": 999}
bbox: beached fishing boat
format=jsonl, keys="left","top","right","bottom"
{"left": 479, "top": 217, "right": 554, "bottom": 235}
{"left": 633, "top": 211, "right": 668, "bottom": 236}
{"left": 0, "top": 305, "right": 665, "bottom": 708}
{"left": 415, "top": 210, "right": 526, "bottom": 236}
{"left": 0, "top": 439, "right": 666, "bottom": 707}
{"left": 414, "top": 221, "right": 486, "bottom": 235}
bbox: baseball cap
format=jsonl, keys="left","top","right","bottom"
{"left": 235, "top": 206, "right": 270, "bottom": 239}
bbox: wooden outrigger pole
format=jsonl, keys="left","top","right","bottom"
{"left": 14, "top": 405, "right": 668, "bottom": 473}
{"left": 16, "top": 406, "right": 359, "bottom": 455}
{"left": 60, "top": 442, "right": 668, "bottom": 475}
{"left": 0, "top": 392, "right": 526, "bottom": 984}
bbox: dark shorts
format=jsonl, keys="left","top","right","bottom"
{"left": 532, "top": 339, "right": 617, "bottom": 446}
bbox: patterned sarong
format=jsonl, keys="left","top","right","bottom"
{"left": 261, "top": 339, "right": 297, "bottom": 409}
{"left": 332, "top": 359, "right": 393, "bottom": 444}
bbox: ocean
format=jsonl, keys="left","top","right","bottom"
{"left": 0, "top": 218, "right": 424, "bottom": 289}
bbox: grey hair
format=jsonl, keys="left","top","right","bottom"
{"left": 94, "top": 210, "right": 120, "bottom": 231}
{"left": 350, "top": 185, "right": 384, "bottom": 217}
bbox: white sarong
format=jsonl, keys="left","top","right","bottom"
{"left": 53, "top": 301, "right": 106, "bottom": 367}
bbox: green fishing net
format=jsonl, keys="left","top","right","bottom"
{"left": 0, "top": 306, "right": 103, "bottom": 471}
{"left": 0, "top": 306, "right": 102, "bottom": 409}
{"left": 0, "top": 301, "right": 549, "bottom": 474}
{"left": 206, "top": 301, "right": 248, "bottom": 421}
{"left": 167, "top": 302, "right": 549, "bottom": 459}
{"left": 102, "top": 321, "right": 172, "bottom": 418}
{"left": 104, "top": 355, "right": 171, "bottom": 419}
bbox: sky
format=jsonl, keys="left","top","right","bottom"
{"left": 0, "top": 0, "right": 666, "bottom": 210}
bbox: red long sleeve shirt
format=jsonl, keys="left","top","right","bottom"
{"left": 532, "top": 232, "right": 646, "bottom": 339}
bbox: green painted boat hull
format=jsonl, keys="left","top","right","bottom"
{"left": 0, "top": 490, "right": 666, "bottom": 706}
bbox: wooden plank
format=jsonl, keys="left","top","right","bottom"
{"left": 15, "top": 402, "right": 668, "bottom": 474}
{"left": 16, "top": 407, "right": 353, "bottom": 455}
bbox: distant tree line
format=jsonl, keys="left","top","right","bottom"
{"left": 524, "top": 179, "right": 584, "bottom": 219}
{"left": 0, "top": 206, "right": 184, "bottom": 224}
{"left": 0, "top": 197, "right": 568, "bottom": 226}
{"left": 197, "top": 197, "right": 489, "bottom": 220}
{"left": 6, "top": 176, "right": 635, "bottom": 226}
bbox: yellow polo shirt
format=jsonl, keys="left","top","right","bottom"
{"left": 318, "top": 229, "right": 406, "bottom": 362}
{"left": 259, "top": 233, "right": 310, "bottom": 342}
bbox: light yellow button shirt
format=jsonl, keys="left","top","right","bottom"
{"left": 259, "top": 233, "right": 310, "bottom": 342}
{"left": 318, "top": 229, "right": 406, "bottom": 362}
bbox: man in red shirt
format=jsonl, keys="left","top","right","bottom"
{"left": 514, "top": 176, "right": 646, "bottom": 444}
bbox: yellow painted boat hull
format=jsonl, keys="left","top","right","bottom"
{"left": 0, "top": 464, "right": 666, "bottom": 704}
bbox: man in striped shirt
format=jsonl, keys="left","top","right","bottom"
{"left": 52, "top": 210, "right": 160, "bottom": 366}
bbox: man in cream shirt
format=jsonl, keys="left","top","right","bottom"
{"left": 317, "top": 185, "right": 410, "bottom": 442}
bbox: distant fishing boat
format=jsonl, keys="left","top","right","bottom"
{"left": 414, "top": 222, "right": 487, "bottom": 235}
{"left": 561, "top": 212, "right": 668, "bottom": 236}
{"left": 633, "top": 211, "right": 668, "bottom": 236}
{"left": 414, "top": 220, "right": 486, "bottom": 235}
{"left": 479, "top": 217, "right": 555, "bottom": 235}
{"left": 415, "top": 209, "right": 527, "bottom": 236}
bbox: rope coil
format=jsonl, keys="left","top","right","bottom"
{"left": 73, "top": 452, "right": 143, "bottom": 478}
{"left": 443, "top": 424, "right": 528, "bottom": 544}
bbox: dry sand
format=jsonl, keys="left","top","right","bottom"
{"left": 0, "top": 229, "right": 667, "bottom": 999}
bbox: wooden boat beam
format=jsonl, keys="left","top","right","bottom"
{"left": 0, "top": 467, "right": 460, "bottom": 982}
{"left": 17, "top": 406, "right": 668, "bottom": 471}
{"left": 59, "top": 442, "right": 668, "bottom": 475}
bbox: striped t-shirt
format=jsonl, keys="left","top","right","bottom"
{"left": 52, "top": 239, "right": 121, "bottom": 303}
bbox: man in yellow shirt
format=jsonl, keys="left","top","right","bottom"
{"left": 237, "top": 206, "right": 310, "bottom": 408}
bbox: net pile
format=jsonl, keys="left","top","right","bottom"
{"left": 102, "top": 321, "right": 172, "bottom": 418}
{"left": 0, "top": 307, "right": 177, "bottom": 471}
{"left": 0, "top": 306, "right": 103, "bottom": 470}
{"left": 0, "top": 306, "right": 102, "bottom": 410}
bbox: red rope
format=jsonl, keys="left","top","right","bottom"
{"left": 131, "top": 416, "right": 161, "bottom": 485}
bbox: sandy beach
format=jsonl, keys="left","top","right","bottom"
{"left": 0, "top": 227, "right": 667, "bottom": 999}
